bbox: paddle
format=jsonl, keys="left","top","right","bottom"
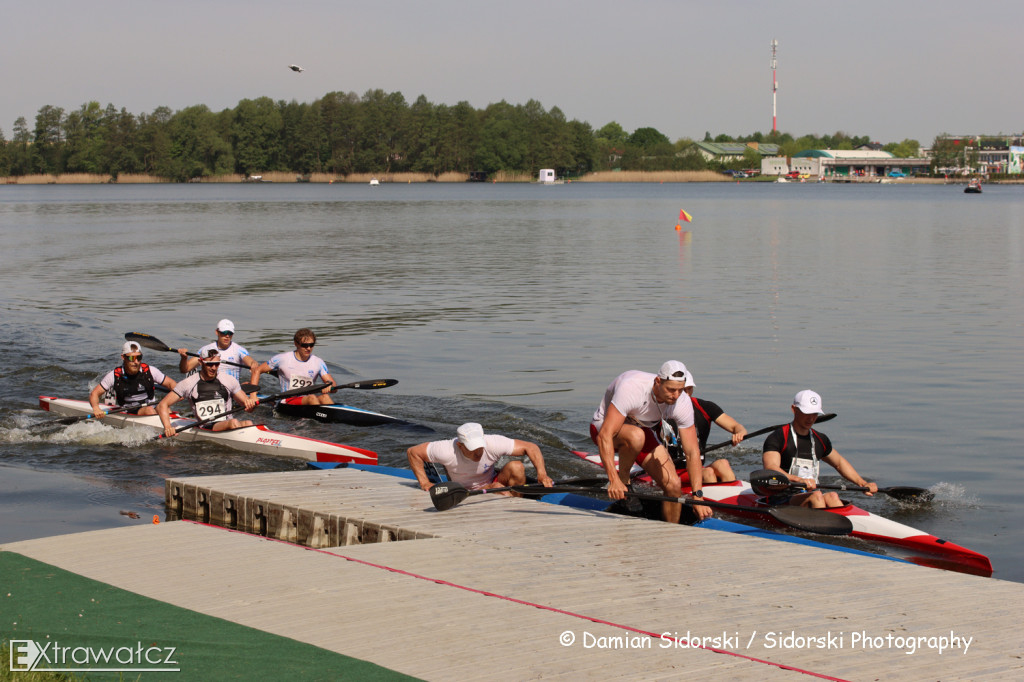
{"left": 124, "top": 332, "right": 248, "bottom": 369}
{"left": 429, "top": 481, "right": 853, "bottom": 535}
{"left": 155, "top": 382, "right": 330, "bottom": 440}
{"left": 243, "top": 378, "right": 398, "bottom": 395}
{"left": 704, "top": 413, "right": 837, "bottom": 453}
{"left": 429, "top": 482, "right": 610, "bottom": 512}
{"left": 617, "top": 487, "right": 854, "bottom": 535}
{"left": 749, "top": 469, "right": 933, "bottom": 503}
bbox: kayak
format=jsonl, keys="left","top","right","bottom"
{"left": 38, "top": 396, "right": 378, "bottom": 464}
{"left": 309, "top": 461, "right": 909, "bottom": 566}
{"left": 572, "top": 450, "right": 992, "bottom": 576}
{"left": 272, "top": 395, "right": 406, "bottom": 426}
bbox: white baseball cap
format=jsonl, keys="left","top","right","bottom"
{"left": 121, "top": 341, "right": 142, "bottom": 355}
{"left": 793, "top": 390, "right": 825, "bottom": 415}
{"left": 456, "top": 422, "right": 486, "bottom": 451}
{"left": 657, "top": 360, "right": 689, "bottom": 383}
{"left": 683, "top": 370, "right": 696, "bottom": 389}
{"left": 216, "top": 319, "right": 235, "bottom": 334}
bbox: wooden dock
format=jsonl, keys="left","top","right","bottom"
{"left": 4, "top": 467, "right": 1023, "bottom": 680}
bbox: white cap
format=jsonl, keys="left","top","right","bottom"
{"left": 456, "top": 422, "right": 486, "bottom": 451}
{"left": 793, "top": 390, "right": 825, "bottom": 415}
{"left": 683, "top": 370, "right": 696, "bottom": 389}
{"left": 122, "top": 341, "right": 142, "bottom": 355}
{"left": 657, "top": 360, "right": 689, "bottom": 383}
{"left": 200, "top": 348, "right": 221, "bottom": 361}
{"left": 216, "top": 319, "right": 235, "bottom": 334}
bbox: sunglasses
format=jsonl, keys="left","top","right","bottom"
{"left": 123, "top": 355, "right": 142, "bottom": 362}
{"left": 299, "top": 342, "right": 315, "bottom": 349}
{"left": 202, "top": 362, "right": 221, "bottom": 368}
{"left": 217, "top": 330, "right": 234, "bottom": 336}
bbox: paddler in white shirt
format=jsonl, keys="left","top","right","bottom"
{"left": 157, "top": 349, "right": 258, "bottom": 437}
{"left": 89, "top": 341, "right": 178, "bottom": 418}
{"left": 406, "top": 422, "right": 555, "bottom": 493}
{"left": 761, "top": 390, "right": 878, "bottom": 508}
{"left": 176, "top": 318, "right": 258, "bottom": 383}
{"left": 249, "top": 328, "right": 337, "bottom": 406}
{"left": 591, "top": 360, "right": 710, "bottom": 524}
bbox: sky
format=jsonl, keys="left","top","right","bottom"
{"left": 4, "top": 0, "right": 1022, "bottom": 145}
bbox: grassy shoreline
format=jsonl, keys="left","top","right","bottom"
{"left": 2, "top": 171, "right": 1020, "bottom": 185}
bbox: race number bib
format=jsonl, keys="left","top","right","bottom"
{"left": 790, "top": 457, "right": 819, "bottom": 482}
{"left": 289, "top": 375, "right": 314, "bottom": 390}
{"left": 195, "top": 398, "right": 227, "bottom": 421}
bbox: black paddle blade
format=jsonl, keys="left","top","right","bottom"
{"left": 769, "top": 506, "right": 853, "bottom": 535}
{"left": 883, "top": 486, "right": 934, "bottom": 503}
{"left": 430, "top": 482, "right": 470, "bottom": 511}
{"left": 124, "top": 332, "right": 172, "bottom": 353}
{"left": 749, "top": 469, "right": 792, "bottom": 496}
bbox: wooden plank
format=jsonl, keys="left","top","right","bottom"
{"left": 3, "top": 468, "right": 1021, "bottom": 680}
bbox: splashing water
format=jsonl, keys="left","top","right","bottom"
{"left": 926, "top": 482, "right": 980, "bottom": 507}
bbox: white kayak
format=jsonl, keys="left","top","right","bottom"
{"left": 38, "top": 396, "right": 378, "bottom": 465}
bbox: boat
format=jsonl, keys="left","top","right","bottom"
{"left": 537, "top": 168, "right": 564, "bottom": 185}
{"left": 964, "top": 179, "right": 982, "bottom": 193}
{"left": 310, "top": 461, "right": 910, "bottom": 566}
{"left": 571, "top": 450, "right": 992, "bottom": 576}
{"left": 38, "top": 396, "right": 378, "bottom": 464}
{"left": 271, "top": 395, "right": 406, "bottom": 426}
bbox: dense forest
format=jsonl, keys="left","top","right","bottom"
{"left": 0, "top": 90, "right": 920, "bottom": 181}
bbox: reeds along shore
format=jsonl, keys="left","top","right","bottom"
{"left": 2, "top": 170, "right": 729, "bottom": 184}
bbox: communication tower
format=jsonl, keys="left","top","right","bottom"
{"left": 771, "top": 39, "right": 778, "bottom": 133}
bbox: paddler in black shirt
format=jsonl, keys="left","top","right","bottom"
{"left": 89, "top": 340, "right": 177, "bottom": 418}
{"left": 761, "top": 390, "right": 878, "bottom": 508}
{"left": 156, "top": 348, "right": 257, "bottom": 438}
{"left": 670, "top": 369, "right": 743, "bottom": 484}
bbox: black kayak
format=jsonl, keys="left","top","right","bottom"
{"left": 273, "top": 395, "right": 405, "bottom": 426}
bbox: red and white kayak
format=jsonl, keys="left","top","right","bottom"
{"left": 573, "top": 450, "right": 992, "bottom": 576}
{"left": 39, "top": 396, "right": 377, "bottom": 465}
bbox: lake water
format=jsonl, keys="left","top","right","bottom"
{"left": 1, "top": 181, "right": 1021, "bottom": 581}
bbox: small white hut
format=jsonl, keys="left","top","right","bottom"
{"left": 538, "top": 168, "right": 556, "bottom": 184}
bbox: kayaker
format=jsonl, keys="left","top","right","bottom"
{"left": 250, "top": 328, "right": 337, "bottom": 406}
{"left": 89, "top": 341, "right": 178, "bottom": 418}
{"left": 761, "top": 390, "right": 878, "bottom": 508}
{"left": 156, "top": 349, "right": 257, "bottom": 437}
{"left": 406, "top": 422, "right": 554, "bottom": 493}
{"left": 669, "top": 369, "right": 742, "bottom": 483}
{"left": 591, "top": 361, "right": 710, "bottom": 524}
{"left": 176, "top": 318, "right": 258, "bottom": 383}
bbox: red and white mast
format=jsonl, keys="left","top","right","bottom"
{"left": 771, "top": 39, "right": 778, "bottom": 133}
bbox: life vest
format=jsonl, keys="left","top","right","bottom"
{"left": 192, "top": 377, "right": 231, "bottom": 422}
{"left": 112, "top": 364, "right": 155, "bottom": 405}
{"left": 779, "top": 424, "right": 827, "bottom": 482}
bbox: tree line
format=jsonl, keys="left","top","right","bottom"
{"left": 0, "top": 90, "right": 922, "bottom": 181}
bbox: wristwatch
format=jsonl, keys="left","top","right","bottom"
{"left": 692, "top": 490, "right": 704, "bottom": 499}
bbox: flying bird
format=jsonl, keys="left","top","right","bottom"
{"left": 288, "top": 64, "right": 304, "bottom": 73}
